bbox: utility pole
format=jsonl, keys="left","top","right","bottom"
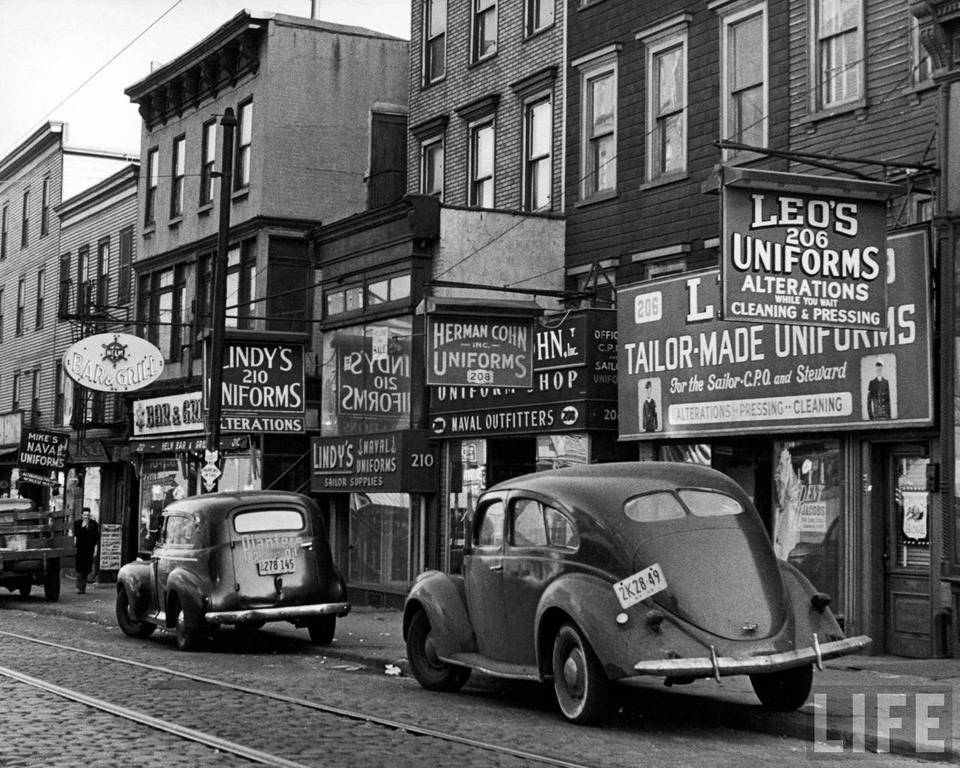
{"left": 203, "top": 108, "right": 237, "bottom": 493}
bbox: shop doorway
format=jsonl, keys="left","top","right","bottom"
{"left": 710, "top": 441, "right": 774, "bottom": 533}
{"left": 880, "top": 445, "right": 931, "bottom": 657}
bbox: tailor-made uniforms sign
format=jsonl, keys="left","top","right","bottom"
{"left": 618, "top": 230, "right": 931, "bottom": 439}
{"left": 722, "top": 169, "right": 895, "bottom": 330}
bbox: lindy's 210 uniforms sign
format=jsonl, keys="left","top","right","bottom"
{"left": 617, "top": 230, "right": 931, "bottom": 439}
{"left": 721, "top": 169, "right": 896, "bottom": 331}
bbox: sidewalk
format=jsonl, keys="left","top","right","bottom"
{"left": 5, "top": 575, "right": 960, "bottom": 763}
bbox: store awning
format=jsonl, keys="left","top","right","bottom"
{"left": 130, "top": 435, "right": 249, "bottom": 455}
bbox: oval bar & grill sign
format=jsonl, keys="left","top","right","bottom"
{"left": 63, "top": 333, "right": 165, "bottom": 393}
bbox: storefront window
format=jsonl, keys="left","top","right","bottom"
{"left": 536, "top": 434, "right": 589, "bottom": 470}
{"left": 894, "top": 456, "right": 930, "bottom": 569}
{"left": 320, "top": 317, "right": 412, "bottom": 435}
{"left": 218, "top": 452, "right": 261, "bottom": 491}
{"left": 772, "top": 440, "right": 842, "bottom": 608}
{"left": 348, "top": 492, "right": 410, "bottom": 587}
{"left": 138, "top": 459, "right": 190, "bottom": 552}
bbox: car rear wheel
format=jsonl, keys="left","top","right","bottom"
{"left": 175, "top": 607, "right": 203, "bottom": 652}
{"left": 406, "top": 609, "right": 470, "bottom": 692}
{"left": 552, "top": 623, "right": 612, "bottom": 725}
{"left": 308, "top": 615, "right": 336, "bottom": 645}
{"left": 115, "top": 589, "right": 155, "bottom": 639}
{"left": 750, "top": 663, "right": 813, "bottom": 711}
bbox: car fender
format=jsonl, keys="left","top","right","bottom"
{"left": 117, "top": 560, "right": 153, "bottom": 618}
{"left": 536, "top": 572, "right": 648, "bottom": 680}
{"left": 403, "top": 570, "right": 476, "bottom": 656}
{"left": 164, "top": 567, "right": 209, "bottom": 628}
{"left": 777, "top": 559, "right": 845, "bottom": 641}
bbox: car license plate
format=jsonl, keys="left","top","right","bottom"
{"left": 613, "top": 563, "right": 667, "bottom": 609}
{"left": 257, "top": 557, "right": 296, "bottom": 576}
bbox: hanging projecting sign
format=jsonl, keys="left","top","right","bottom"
{"left": 18, "top": 429, "right": 68, "bottom": 486}
{"left": 204, "top": 335, "right": 306, "bottom": 433}
{"left": 62, "top": 333, "right": 164, "bottom": 392}
{"left": 617, "top": 229, "right": 931, "bottom": 439}
{"left": 426, "top": 314, "right": 535, "bottom": 388}
{"left": 721, "top": 168, "right": 898, "bottom": 331}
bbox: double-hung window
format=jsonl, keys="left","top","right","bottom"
{"left": 910, "top": 13, "right": 932, "bottom": 87}
{"left": 40, "top": 177, "right": 50, "bottom": 237}
{"left": 420, "top": 137, "right": 444, "bottom": 199}
{"left": 526, "top": 0, "right": 554, "bottom": 36}
{"left": 96, "top": 237, "right": 110, "bottom": 307}
{"left": 170, "top": 135, "right": 185, "bottom": 218}
{"left": 0, "top": 287, "right": 5, "bottom": 342}
{"left": 1, "top": 204, "right": 7, "bottom": 259}
{"left": 523, "top": 97, "right": 552, "bottom": 211}
{"left": 118, "top": 227, "right": 133, "bottom": 304}
{"left": 423, "top": 0, "right": 446, "bottom": 85}
{"left": 145, "top": 147, "right": 158, "bottom": 226}
{"left": 719, "top": 2, "right": 767, "bottom": 153}
{"left": 58, "top": 253, "right": 71, "bottom": 317}
{"left": 469, "top": 120, "right": 495, "bottom": 207}
{"left": 225, "top": 242, "right": 257, "bottom": 329}
{"left": 574, "top": 46, "right": 618, "bottom": 199}
{"left": 11, "top": 372, "right": 19, "bottom": 411}
{"left": 640, "top": 18, "right": 688, "bottom": 182}
{"left": 473, "top": 0, "right": 497, "bottom": 62}
{"left": 20, "top": 189, "right": 29, "bottom": 248}
{"left": 200, "top": 120, "right": 217, "bottom": 206}
{"left": 235, "top": 100, "right": 253, "bottom": 189}
{"left": 812, "top": 0, "right": 863, "bottom": 110}
{"left": 15, "top": 277, "right": 25, "bottom": 336}
{"left": 35, "top": 269, "right": 44, "bottom": 330}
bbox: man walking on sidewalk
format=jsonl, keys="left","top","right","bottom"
{"left": 73, "top": 507, "right": 99, "bottom": 594}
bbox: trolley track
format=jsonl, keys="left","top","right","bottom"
{"left": 0, "top": 629, "right": 593, "bottom": 768}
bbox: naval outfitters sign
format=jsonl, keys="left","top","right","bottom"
{"left": 617, "top": 229, "right": 931, "bottom": 439}
{"left": 721, "top": 169, "right": 895, "bottom": 330}
{"left": 63, "top": 333, "right": 164, "bottom": 393}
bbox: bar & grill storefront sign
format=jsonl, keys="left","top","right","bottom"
{"left": 618, "top": 230, "right": 931, "bottom": 439}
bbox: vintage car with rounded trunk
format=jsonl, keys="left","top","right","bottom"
{"left": 403, "top": 462, "right": 870, "bottom": 724}
{"left": 116, "top": 490, "right": 349, "bottom": 651}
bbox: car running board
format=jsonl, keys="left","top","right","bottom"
{"left": 439, "top": 652, "right": 540, "bottom": 681}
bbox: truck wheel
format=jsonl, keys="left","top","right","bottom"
{"left": 43, "top": 563, "right": 60, "bottom": 602}
{"left": 115, "top": 589, "right": 155, "bottom": 639}
{"left": 750, "top": 664, "right": 813, "bottom": 711}
{"left": 175, "top": 607, "right": 204, "bottom": 652}
{"left": 18, "top": 582, "right": 31, "bottom": 598}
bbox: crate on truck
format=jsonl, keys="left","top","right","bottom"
{"left": 0, "top": 497, "right": 70, "bottom": 601}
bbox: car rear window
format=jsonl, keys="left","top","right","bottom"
{"left": 624, "top": 489, "right": 743, "bottom": 522}
{"left": 234, "top": 509, "right": 305, "bottom": 533}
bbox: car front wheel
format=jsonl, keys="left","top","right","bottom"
{"left": 406, "top": 609, "right": 470, "bottom": 692}
{"left": 115, "top": 589, "right": 155, "bottom": 639}
{"left": 552, "top": 622, "right": 612, "bottom": 725}
{"left": 750, "top": 663, "right": 813, "bottom": 711}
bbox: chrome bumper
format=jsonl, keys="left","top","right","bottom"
{"left": 632, "top": 635, "right": 872, "bottom": 679}
{"left": 205, "top": 601, "right": 351, "bottom": 625}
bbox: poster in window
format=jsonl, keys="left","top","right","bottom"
{"left": 900, "top": 490, "right": 929, "bottom": 544}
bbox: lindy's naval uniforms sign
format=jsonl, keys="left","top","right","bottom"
{"left": 310, "top": 431, "right": 437, "bottom": 493}
{"left": 618, "top": 230, "right": 931, "bottom": 439}
{"left": 426, "top": 315, "right": 534, "bottom": 388}
{"left": 205, "top": 338, "right": 305, "bottom": 433}
{"left": 63, "top": 333, "right": 164, "bottom": 392}
{"left": 722, "top": 169, "right": 895, "bottom": 330}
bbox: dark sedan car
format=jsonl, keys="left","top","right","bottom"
{"left": 116, "top": 490, "right": 349, "bottom": 651}
{"left": 403, "top": 462, "right": 870, "bottom": 724}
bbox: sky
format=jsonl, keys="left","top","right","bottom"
{"left": 0, "top": 0, "right": 411, "bottom": 158}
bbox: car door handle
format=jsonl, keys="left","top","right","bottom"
{"left": 489, "top": 564, "right": 503, "bottom": 571}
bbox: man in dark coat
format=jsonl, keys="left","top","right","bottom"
{"left": 73, "top": 507, "right": 99, "bottom": 594}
